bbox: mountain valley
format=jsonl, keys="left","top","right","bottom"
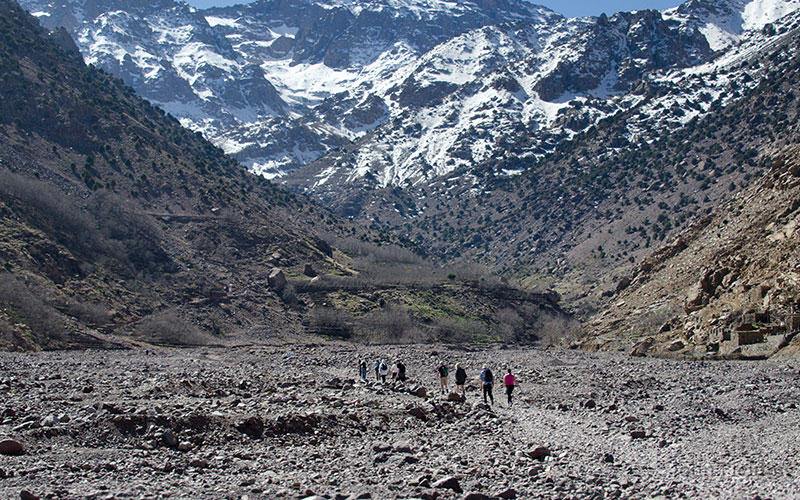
{"left": 16, "top": 0, "right": 800, "bottom": 335}
{"left": 0, "top": 0, "right": 568, "bottom": 351}
{"left": 3, "top": 0, "right": 800, "bottom": 498}
{"left": 4, "top": 0, "right": 800, "bottom": 352}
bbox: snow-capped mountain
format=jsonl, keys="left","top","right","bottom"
{"left": 18, "top": 0, "right": 800, "bottom": 187}
{"left": 20, "top": 0, "right": 561, "bottom": 175}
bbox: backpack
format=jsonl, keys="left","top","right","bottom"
{"left": 438, "top": 365, "right": 448, "bottom": 377}
{"left": 379, "top": 361, "right": 387, "bottom": 372}
{"left": 484, "top": 369, "right": 493, "bottom": 383}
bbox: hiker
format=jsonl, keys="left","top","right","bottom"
{"left": 359, "top": 358, "right": 368, "bottom": 382}
{"left": 374, "top": 359, "right": 381, "bottom": 381}
{"left": 391, "top": 360, "right": 399, "bottom": 383}
{"left": 378, "top": 359, "right": 389, "bottom": 383}
{"left": 479, "top": 365, "right": 494, "bottom": 405}
{"left": 454, "top": 363, "right": 467, "bottom": 397}
{"left": 436, "top": 362, "right": 449, "bottom": 394}
{"left": 504, "top": 368, "right": 516, "bottom": 407}
{"left": 396, "top": 359, "right": 407, "bottom": 383}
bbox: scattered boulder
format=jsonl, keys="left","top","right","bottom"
{"left": 20, "top": 491, "right": 40, "bottom": 500}
{"left": 629, "top": 337, "right": 655, "bottom": 357}
{"left": 630, "top": 430, "right": 647, "bottom": 439}
{"left": 685, "top": 285, "right": 707, "bottom": 313}
{"left": 189, "top": 458, "right": 209, "bottom": 468}
{"left": 408, "top": 407, "right": 427, "bottom": 420}
{"left": 447, "top": 392, "right": 465, "bottom": 402}
{"left": 271, "top": 414, "right": 319, "bottom": 434}
{"left": 235, "top": 417, "right": 264, "bottom": 439}
{"left": 0, "top": 439, "right": 23, "bottom": 455}
{"left": 464, "top": 494, "right": 498, "bottom": 500}
{"left": 667, "top": 339, "right": 685, "bottom": 352}
{"left": 527, "top": 446, "right": 551, "bottom": 461}
{"left": 494, "top": 488, "right": 517, "bottom": 499}
{"left": 40, "top": 415, "right": 58, "bottom": 427}
{"left": 615, "top": 276, "right": 631, "bottom": 293}
{"left": 432, "top": 476, "right": 462, "bottom": 493}
{"left": 268, "top": 268, "right": 287, "bottom": 293}
{"left": 161, "top": 430, "right": 178, "bottom": 448}
{"left": 410, "top": 385, "right": 428, "bottom": 398}
{"left": 372, "top": 443, "right": 391, "bottom": 453}
{"left": 303, "top": 263, "right": 317, "bottom": 278}
{"left": 392, "top": 442, "right": 414, "bottom": 453}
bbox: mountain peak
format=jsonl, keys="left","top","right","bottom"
{"left": 665, "top": 0, "right": 800, "bottom": 50}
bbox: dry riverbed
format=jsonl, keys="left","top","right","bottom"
{"left": 1, "top": 343, "right": 799, "bottom": 499}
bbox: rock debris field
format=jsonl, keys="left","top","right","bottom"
{"left": 1, "top": 343, "right": 800, "bottom": 500}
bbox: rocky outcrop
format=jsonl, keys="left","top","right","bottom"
{"left": 268, "top": 268, "right": 288, "bottom": 293}
{"left": 534, "top": 10, "right": 711, "bottom": 101}
{"left": 584, "top": 148, "right": 800, "bottom": 359}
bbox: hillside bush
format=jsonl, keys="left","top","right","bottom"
{"left": 308, "top": 307, "right": 352, "bottom": 339}
{"left": 0, "top": 272, "right": 65, "bottom": 345}
{"left": 134, "top": 310, "right": 213, "bottom": 346}
{"left": 535, "top": 313, "right": 582, "bottom": 347}
{"left": 0, "top": 171, "right": 172, "bottom": 275}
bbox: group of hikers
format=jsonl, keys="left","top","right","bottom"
{"left": 358, "top": 358, "right": 517, "bottom": 407}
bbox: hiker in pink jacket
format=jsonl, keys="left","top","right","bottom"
{"left": 504, "top": 368, "right": 516, "bottom": 408}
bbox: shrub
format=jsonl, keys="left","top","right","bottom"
{"left": 535, "top": 314, "right": 582, "bottom": 347}
{"left": 308, "top": 307, "right": 352, "bottom": 339}
{"left": 134, "top": 310, "right": 213, "bottom": 346}
{"left": 432, "top": 316, "right": 486, "bottom": 343}
{"left": 0, "top": 272, "right": 65, "bottom": 346}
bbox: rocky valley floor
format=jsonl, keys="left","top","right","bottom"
{"left": 1, "top": 343, "right": 799, "bottom": 499}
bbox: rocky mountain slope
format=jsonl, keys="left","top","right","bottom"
{"left": 12, "top": 0, "right": 800, "bottom": 348}
{"left": 0, "top": 0, "right": 570, "bottom": 350}
{"left": 15, "top": 1, "right": 800, "bottom": 313}
{"left": 580, "top": 143, "right": 800, "bottom": 359}
{"left": 325, "top": 13, "right": 800, "bottom": 317}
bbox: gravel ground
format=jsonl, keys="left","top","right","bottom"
{"left": 1, "top": 343, "right": 799, "bottom": 499}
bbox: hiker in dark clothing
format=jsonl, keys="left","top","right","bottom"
{"left": 374, "top": 359, "right": 380, "bottom": 381}
{"left": 436, "top": 362, "right": 449, "bottom": 394}
{"left": 454, "top": 363, "right": 467, "bottom": 397}
{"left": 359, "top": 359, "right": 368, "bottom": 381}
{"left": 396, "top": 360, "right": 407, "bottom": 383}
{"left": 479, "top": 366, "right": 494, "bottom": 405}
